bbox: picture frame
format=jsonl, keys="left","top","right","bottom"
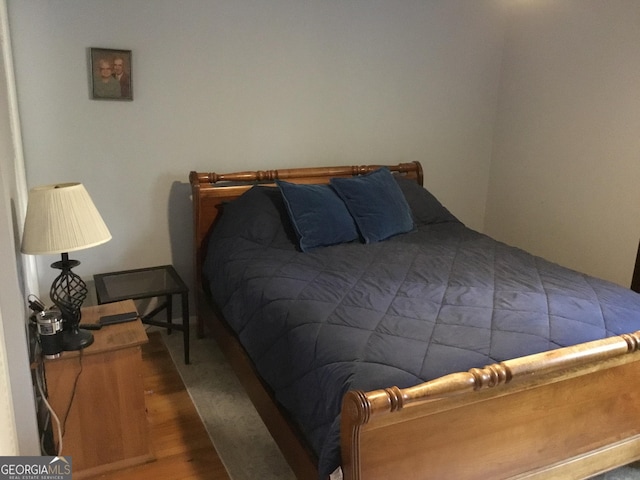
{"left": 89, "top": 48, "right": 133, "bottom": 101}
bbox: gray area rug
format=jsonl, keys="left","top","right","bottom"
{"left": 160, "top": 327, "right": 640, "bottom": 480}
{"left": 160, "top": 327, "right": 295, "bottom": 480}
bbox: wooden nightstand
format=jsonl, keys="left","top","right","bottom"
{"left": 43, "top": 300, "right": 153, "bottom": 478}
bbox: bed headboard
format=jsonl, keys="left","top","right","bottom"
{"left": 189, "top": 161, "right": 423, "bottom": 293}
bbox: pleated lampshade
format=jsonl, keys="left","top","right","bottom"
{"left": 21, "top": 183, "right": 112, "bottom": 255}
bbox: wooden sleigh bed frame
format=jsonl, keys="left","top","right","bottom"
{"left": 190, "top": 161, "right": 640, "bottom": 480}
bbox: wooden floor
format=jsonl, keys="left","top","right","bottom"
{"left": 84, "top": 331, "right": 230, "bottom": 480}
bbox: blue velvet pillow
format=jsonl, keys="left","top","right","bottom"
{"left": 330, "top": 167, "right": 414, "bottom": 243}
{"left": 276, "top": 180, "right": 359, "bottom": 252}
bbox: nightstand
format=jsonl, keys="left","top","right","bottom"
{"left": 94, "top": 264, "right": 190, "bottom": 364}
{"left": 43, "top": 300, "right": 153, "bottom": 478}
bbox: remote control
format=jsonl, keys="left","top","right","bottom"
{"left": 99, "top": 311, "right": 138, "bottom": 325}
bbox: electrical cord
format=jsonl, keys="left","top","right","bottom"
{"left": 34, "top": 343, "right": 63, "bottom": 456}
{"left": 39, "top": 410, "right": 50, "bottom": 455}
{"left": 34, "top": 339, "right": 84, "bottom": 456}
{"left": 60, "top": 350, "right": 83, "bottom": 437}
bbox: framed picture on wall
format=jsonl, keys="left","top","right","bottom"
{"left": 89, "top": 48, "right": 133, "bottom": 101}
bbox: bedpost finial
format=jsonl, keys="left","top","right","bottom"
{"left": 342, "top": 386, "right": 408, "bottom": 425}
{"left": 343, "top": 390, "right": 372, "bottom": 425}
{"left": 189, "top": 171, "right": 219, "bottom": 185}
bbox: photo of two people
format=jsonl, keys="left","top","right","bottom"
{"left": 90, "top": 48, "right": 132, "bottom": 101}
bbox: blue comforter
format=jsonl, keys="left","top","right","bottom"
{"left": 203, "top": 183, "right": 640, "bottom": 478}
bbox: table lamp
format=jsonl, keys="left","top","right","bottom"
{"left": 21, "top": 183, "right": 112, "bottom": 351}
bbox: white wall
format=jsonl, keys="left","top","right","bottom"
{"left": 7, "top": 0, "right": 506, "bottom": 302}
{"left": 0, "top": 0, "right": 39, "bottom": 454}
{"left": 486, "top": 0, "right": 640, "bottom": 286}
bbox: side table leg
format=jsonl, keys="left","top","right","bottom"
{"left": 166, "top": 295, "right": 173, "bottom": 334}
{"left": 182, "top": 292, "right": 190, "bottom": 364}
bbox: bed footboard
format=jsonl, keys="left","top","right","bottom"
{"left": 341, "top": 331, "right": 640, "bottom": 480}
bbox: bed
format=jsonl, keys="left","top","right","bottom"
{"left": 189, "top": 161, "right": 640, "bottom": 480}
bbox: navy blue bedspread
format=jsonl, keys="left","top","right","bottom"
{"left": 203, "top": 185, "right": 640, "bottom": 478}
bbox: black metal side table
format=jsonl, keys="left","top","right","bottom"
{"left": 94, "top": 264, "right": 190, "bottom": 364}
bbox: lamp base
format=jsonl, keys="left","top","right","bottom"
{"left": 62, "top": 328, "right": 94, "bottom": 351}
